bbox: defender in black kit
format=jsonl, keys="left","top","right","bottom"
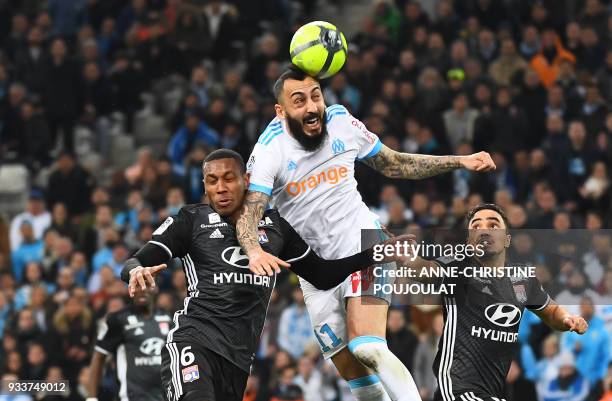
{"left": 399, "top": 204, "right": 588, "bottom": 401}
{"left": 120, "top": 149, "right": 407, "bottom": 401}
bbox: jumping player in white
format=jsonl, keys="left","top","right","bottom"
{"left": 236, "top": 66, "right": 496, "bottom": 401}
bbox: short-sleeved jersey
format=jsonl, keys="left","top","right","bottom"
{"left": 149, "top": 204, "right": 310, "bottom": 372}
{"left": 95, "top": 307, "right": 172, "bottom": 401}
{"left": 247, "top": 104, "right": 382, "bottom": 259}
{"left": 432, "top": 257, "right": 550, "bottom": 400}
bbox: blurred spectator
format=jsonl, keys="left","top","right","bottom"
{"left": 48, "top": 0, "right": 87, "bottom": 39}
{"left": 323, "top": 73, "right": 361, "bottom": 114}
{"left": 443, "top": 92, "right": 478, "bottom": 150}
{"left": 271, "top": 365, "right": 304, "bottom": 401}
{"left": 116, "top": 0, "right": 148, "bottom": 37}
{"left": 203, "top": 0, "right": 239, "bottom": 61}
{"left": 49, "top": 202, "right": 77, "bottom": 243}
{"left": 13, "top": 263, "right": 52, "bottom": 311}
{"left": 168, "top": 7, "right": 210, "bottom": 78}
{"left": 24, "top": 341, "right": 47, "bottom": 380}
{"left": 556, "top": 271, "right": 602, "bottom": 316}
{"left": 107, "top": 51, "right": 144, "bottom": 133}
{"left": 43, "top": 38, "right": 80, "bottom": 152}
{"left": 17, "top": 99, "right": 52, "bottom": 171}
{"left": 489, "top": 38, "right": 527, "bottom": 86}
{"left": 15, "top": 307, "right": 43, "bottom": 355}
{"left": 413, "top": 312, "right": 443, "bottom": 401}
{"left": 561, "top": 297, "right": 609, "bottom": 385}
{"left": 9, "top": 191, "right": 51, "bottom": 252}
{"left": 246, "top": 33, "right": 282, "bottom": 91}
{"left": 277, "top": 287, "right": 315, "bottom": 359}
{"left": 293, "top": 355, "right": 323, "bottom": 401}
{"left": 50, "top": 295, "right": 93, "bottom": 382}
{"left": 81, "top": 204, "right": 115, "bottom": 261}
{"left": 46, "top": 152, "right": 94, "bottom": 216}
{"left": 523, "top": 333, "right": 561, "bottom": 389}
{"left": 530, "top": 29, "right": 576, "bottom": 88}
{"left": 386, "top": 307, "right": 418, "bottom": 372}
{"left": 14, "top": 26, "right": 47, "bottom": 95}
{"left": 10, "top": 222, "right": 43, "bottom": 284}
{"left": 578, "top": 161, "right": 609, "bottom": 211}
{"left": 124, "top": 147, "right": 155, "bottom": 187}
{"left": 541, "top": 352, "right": 589, "bottom": 401}
{"left": 168, "top": 112, "right": 219, "bottom": 175}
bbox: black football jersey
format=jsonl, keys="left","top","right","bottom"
{"left": 432, "top": 257, "right": 550, "bottom": 400}
{"left": 95, "top": 307, "right": 172, "bottom": 401}
{"left": 149, "top": 204, "right": 310, "bottom": 372}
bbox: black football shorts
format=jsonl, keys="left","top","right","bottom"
{"left": 161, "top": 340, "right": 248, "bottom": 401}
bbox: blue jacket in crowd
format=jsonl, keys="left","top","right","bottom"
{"left": 168, "top": 122, "right": 219, "bottom": 176}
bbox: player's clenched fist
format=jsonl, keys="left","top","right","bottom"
{"left": 562, "top": 315, "right": 589, "bottom": 334}
{"left": 128, "top": 264, "right": 167, "bottom": 297}
{"left": 461, "top": 151, "right": 496, "bottom": 172}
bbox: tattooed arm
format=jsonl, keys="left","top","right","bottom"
{"left": 236, "top": 190, "right": 289, "bottom": 276}
{"left": 361, "top": 144, "right": 496, "bottom": 179}
{"left": 236, "top": 191, "right": 269, "bottom": 254}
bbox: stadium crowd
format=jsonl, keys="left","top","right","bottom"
{"left": 0, "top": 0, "right": 611, "bottom": 400}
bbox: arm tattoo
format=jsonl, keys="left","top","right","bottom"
{"left": 362, "top": 145, "right": 463, "bottom": 179}
{"left": 236, "top": 191, "right": 270, "bottom": 254}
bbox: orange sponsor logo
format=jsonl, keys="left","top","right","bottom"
{"left": 286, "top": 166, "right": 348, "bottom": 196}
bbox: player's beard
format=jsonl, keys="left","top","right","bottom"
{"left": 286, "top": 111, "right": 328, "bottom": 152}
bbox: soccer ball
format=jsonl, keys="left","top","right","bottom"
{"left": 290, "top": 21, "right": 348, "bottom": 79}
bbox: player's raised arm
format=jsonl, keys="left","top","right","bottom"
{"left": 121, "top": 206, "right": 193, "bottom": 296}
{"left": 361, "top": 144, "right": 496, "bottom": 179}
{"left": 236, "top": 190, "right": 289, "bottom": 276}
{"left": 236, "top": 190, "right": 269, "bottom": 253}
{"left": 277, "top": 216, "right": 417, "bottom": 289}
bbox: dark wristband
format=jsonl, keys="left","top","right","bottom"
{"left": 121, "top": 258, "right": 142, "bottom": 283}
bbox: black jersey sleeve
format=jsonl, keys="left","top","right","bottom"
{"left": 95, "top": 312, "right": 124, "bottom": 355}
{"left": 525, "top": 276, "right": 551, "bottom": 311}
{"left": 278, "top": 217, "right": 311, "bottom": 262}
{"left": 149, "top": 207, "right": 194, "bottom": 259}
{"left": 279, "top": 217, "right": 377, "bottom": 290}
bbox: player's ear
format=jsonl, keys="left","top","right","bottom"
{"left": 275, "top": 103, "right": 285, "bottom": 119}
{"left": 244, "top": 172, "right": 250, "bottom": 188}
{"left": 505, "top": 234, "right": 511, "bottom": 248}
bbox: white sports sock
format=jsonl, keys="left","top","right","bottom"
{"left": 348, "top": 375, "right": 392, "bottom": 401}
{"left": 349, "top": 336, "right": 421, "bottom": 401}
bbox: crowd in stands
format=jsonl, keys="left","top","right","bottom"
{"left": 0, "top": 0, "right": 611, "bottom": 400}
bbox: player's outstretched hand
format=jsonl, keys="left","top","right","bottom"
{"left": 461, "top": 151, "right": 496, "bottom": 172}
{"left": 128, "top": 264, "right": 167, "bottom": 297}
{"left": 377, "top": 234, "right": 417, "bottom": 264}
{"left": 248, "top": 249, "right": 290, "bottom": 276}
{"left": 562, "top": 315, "right": 588, "bottom": 334}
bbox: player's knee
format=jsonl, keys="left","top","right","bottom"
{"left": 348, "top": 336, "right": 388, "bottom": 370}
{"left": 179, "top": 389, "right": 212, "bottom": 401}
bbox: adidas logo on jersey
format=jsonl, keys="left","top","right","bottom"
{"left": 210, "top": 229, "right": 224, "bottom": 239}
{"left": 287, "top": 160, "right": 297, "bottom": 170}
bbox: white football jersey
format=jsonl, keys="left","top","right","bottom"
{"left": 247, "top": 104, "right": 382, "bottom": 259}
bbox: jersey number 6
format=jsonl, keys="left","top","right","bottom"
{"left": 180, "top": 346, "right": 195, "bottom": 366}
